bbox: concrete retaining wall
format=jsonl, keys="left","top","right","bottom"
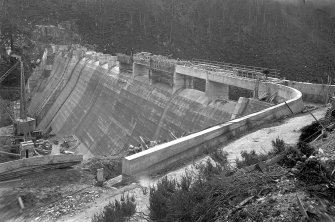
{"left": 284, "top": 80, "right": 335, "bottom": 103}
{"left": 122, "top": 80, "right": 304, "bottom": 177}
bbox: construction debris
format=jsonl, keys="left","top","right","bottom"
{"left": 0, "top": 155, "right": 83, "bottom": 181}
{"left": 127, "top": 136, "right": 165, "bottom": 155}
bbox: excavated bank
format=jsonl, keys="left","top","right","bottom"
{"left": 27, "top": 48, "right": 268, "bottom": 158}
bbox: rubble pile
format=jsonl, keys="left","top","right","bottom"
{"left": 33, "top": 189, "right": 103, "bottom": 220}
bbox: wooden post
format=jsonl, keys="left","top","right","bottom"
{"left": 254, "top": 75, "right": 260, "bottom": 99}
{"left": 18, "top": 196, "right": 25, "bottom": 210}
{"left": 325, "top": 75, "right": 331, "bottom": 104}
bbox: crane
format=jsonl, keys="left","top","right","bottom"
{"left": 0, "top": 60, "right": 19, "bottom": 122}
{"left": 2, "top": 46, "right": 36, "bottom": 141}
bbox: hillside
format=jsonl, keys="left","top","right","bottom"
{"left": 1, "top": 0, "right": 335, "bottom": 83}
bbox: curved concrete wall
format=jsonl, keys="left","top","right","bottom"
{"left": 283, "top": 80, "right": 335, "bottom": 103}
{"left": 28, "top": 49, "right": 235, "bottom": 158}
{"left": 122, "top": 73, "right": 304, "bottom": 177}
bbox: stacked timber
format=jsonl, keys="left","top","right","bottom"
{"left": 0, "top": 154, "right": 83, "bottom": 181}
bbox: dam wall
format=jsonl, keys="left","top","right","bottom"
{"left": 28, "top": 46, "right": 314, "bottom": 178}
{"left": 28, "top": 51, "right": 68, "bottom": 114}
{"left": 28, "top": 48, "right": 237, "bottom": 158}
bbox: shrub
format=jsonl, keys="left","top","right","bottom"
{"left": 149, "top": 176, "right": 177, "bottom": 221}
{"left": 149, "top": 164, "right": 283, "bottom": 221}
{"left": 236, "top": 150, "right": 268, "bottom": 168}
{"left": 271, "top": 137, "right": 286, "bottom": 155}
{"left": 297, "top": 141, "right": 315, "bottom": 157}
{"left": 196, "top": 158, "right": 224, "bottom": 180}
{"left": 148, "top": 147, "right": 291, "bottom": 222}
{"left": 91, "top": 194, "right": 136, "bottom": 222}
{"left": 149, "top": 173, "right": 218, "bottom": 222}
{"left": 209, "top": 149, "right": 229, "bottom": 166}
{"left": 278, "top": 146, "right": 301, "bottom": 168}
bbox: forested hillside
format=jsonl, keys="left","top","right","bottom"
{"left": 1, "top": 0, "right": 335, "bottom": 82}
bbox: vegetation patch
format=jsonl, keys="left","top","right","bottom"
{"left": 148, "top": 135, "right": 335, "bottom": 221}
{"left": 92, "top": 194, "right": 136, "bottom": 222}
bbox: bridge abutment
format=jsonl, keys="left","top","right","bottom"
{"left": 173, "top": 72, "right": 184, "bottom": 93}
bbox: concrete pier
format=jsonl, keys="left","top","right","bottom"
{"left": 133, "top": 63, "right": 149, "bottom": 78}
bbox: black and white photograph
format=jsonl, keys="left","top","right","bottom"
{"left": 0, "top": 0, "right": 335, "bottom": 221}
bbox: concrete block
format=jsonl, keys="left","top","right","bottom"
{"left": 97, "top": 168, "right": 104, "bottom": 182}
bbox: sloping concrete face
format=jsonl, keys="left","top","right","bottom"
{"left": 28, "top": 49, "right": 235, "bottom": 157}
{"left": 231, "top": 97, "right": 273, "bottom": 119}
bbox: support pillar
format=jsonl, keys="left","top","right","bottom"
{"left": 205, "top": 80, "right": 229, "bottom": 100}
{"left": 133, "top": 63, "right": 149, "bottom": 78}
{"left": 173, "top": 72, "right": 185, "bottom": 93}
{"left": 185, "top": 76, "right": 194, "bottom": 89}
{"left": 119, "top": 62, "right": 131, "bottom": 73}
{"left": 231, "top": 97, "right": 249, "bottom": 119}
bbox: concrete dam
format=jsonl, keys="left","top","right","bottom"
{"left": 27, "top": 45, "right": 309, "bottom": 177}
{"left": 28, "top": 46, "right": 247, "bottom": 157}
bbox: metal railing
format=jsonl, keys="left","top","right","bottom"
{"left": 119, "top": 51, "right": 280, "bottom": 81}
{"left": 191, "top": 59, "right": 280, "bottom": 78}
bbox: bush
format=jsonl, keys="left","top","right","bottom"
{"left": 149, "top": 173, "right": 219, "bottom": 222}
{"left": 148, "top": 155, "right": 284, "bottom": 222}
{"left": 278, "top": 146, "right": 301, "bottom": 168}
{"left": 210, "top": 149, "right": 229, "bottom": 166}
{"left": 149, "top": 176, "right": 177, "bottom": 221}
{"left": 297, "top": 141, "right": 315, "bottom": 157}
{"left": 236, "top": 150, "right": 268, "bottom": 168}
{"left": 271, "top": 137, "right": 286, "bottom": 155}
{"left": 92, "top": 194, "right": 136, "bottom": 222}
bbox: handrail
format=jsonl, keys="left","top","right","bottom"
{"left": 191, "top": 59, "right": 279, "bottom": 78}
{"left": 192, "top": 58, "right": 279, "bottom": 72}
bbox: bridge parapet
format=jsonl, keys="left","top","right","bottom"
{"left": 133, "top": 53, "right": 176, "bottom": 73}
{"left": 177, "top": 61, "right": 269, "bottom": 81}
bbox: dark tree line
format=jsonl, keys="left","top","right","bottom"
{"left": 1, "top": 0, "right": 335, "bottom": 82}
